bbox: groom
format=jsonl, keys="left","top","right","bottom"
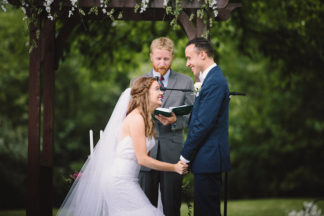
{"left": 180, "top": 37, "right": 231, "bottom": 216}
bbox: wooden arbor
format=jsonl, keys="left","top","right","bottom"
{"left": 8, "top": 0, "right": 241, "bottom": 215}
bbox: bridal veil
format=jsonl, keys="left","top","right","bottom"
{"left": 56, "top": 88, "right": 131, "bottom": 216}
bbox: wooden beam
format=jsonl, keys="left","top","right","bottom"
{"left": 115, "top": 8, "right": 173, "bottom": 21}
{"left": 57, "top": 8, "right": 173, "bottom": 21}
{"left": 217, "top": 3, "right": 242, "bottom": 21}
{"left": 73, "top": 0, "right": 231, "bottom": 9}
{"left": 177, "top": 11, "right": 207, "bottom": 40}
{"left": 196, "top": 15, "right": 207, "bottom": 37}
{"left": 217, "top": 0, "right": 229, "bottom": 9}
{"left": 27, "top": 19, "right": 41, "bottom": 216}
{"left": 29, "top": 0, "right": 232, "bottom": 9}
{"left": 178, "top": 11, "right": 197, "bottom": 40}
{"left": 63, "top": 0, "right": 202, "bottom": 9}
{"left": 9, "top": 0, "right": 241, "bottom": 21}
{"left": 40, "top": 19, "right": 56, "bottom": 216}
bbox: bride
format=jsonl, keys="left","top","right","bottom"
{"left": 56, "top": 77, "right": 188, "bottom": 216}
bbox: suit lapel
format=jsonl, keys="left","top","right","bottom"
{"left": 162, "top": 70, "right": 176, "bottom": 107}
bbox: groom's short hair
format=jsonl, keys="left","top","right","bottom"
{"left": 186, "top": 37, "right": 214, "bottom": 58}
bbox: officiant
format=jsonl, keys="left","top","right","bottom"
{"left": 130, "top": 37, "right": 194, "bottom": 216}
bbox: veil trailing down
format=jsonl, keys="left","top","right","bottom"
{"left": 57, "top": 88, "right": 132, "bottom": 216}
{"left": 57, "top": 87, "right": 164, "bottom": 216}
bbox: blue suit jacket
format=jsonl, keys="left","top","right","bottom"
{"left": 181, "top": 66, "right": 230, "bottom": 174}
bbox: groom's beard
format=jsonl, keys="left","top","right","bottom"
{"left": 153, "top": 65, "right": 171, "bottom": 75}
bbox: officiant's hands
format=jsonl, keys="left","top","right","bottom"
{"left": 174, "top": 160, "right": 188, "bottom": 175}
{"left": 155, "top": 112, "right": 176, "bottom": 125}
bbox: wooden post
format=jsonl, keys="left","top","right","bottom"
{"left": 40, "top": 19, "right": 56, "bottom": 216}
{"left": 178, "top": 11, "right": 197, "bottom": 40}
{"left": 196, "top": 16, "right": 207, "bottom": 38}
{"left": 27, "top": 17, "right": 56, "bottom": 216}
{"left": 177, "top": 11, "right": 208, "bottom": 40}
{"left": 27, "top": 19, "right": 41, "bottom": 216}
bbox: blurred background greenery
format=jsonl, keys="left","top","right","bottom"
{"left": 0, "top": 0, "right": 323, "bottom": 210}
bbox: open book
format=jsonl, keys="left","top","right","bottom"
{"left": 154, "top": 104, "right": 193, "bottom": 117}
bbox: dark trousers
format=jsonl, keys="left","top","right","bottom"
{"left": 139, "top": 170, "right": 182, "bottom": 216}
{"left": 194, "top": 173, "right": 222, "bottom": 216}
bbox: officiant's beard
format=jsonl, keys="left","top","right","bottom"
{"left": 153, "top": 65, "right": 171, "bottom": 76}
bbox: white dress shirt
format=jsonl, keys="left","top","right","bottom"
{"left": 199, "top": 63, "right": 217, "bottom": 84}
{"left": 153, "top": 69, "right": 171, "bottom": 87}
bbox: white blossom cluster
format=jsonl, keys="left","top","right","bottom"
{"left": 1, "top": 0, "right": 28, "bottom": 19}
{"left": 68, "top": 0, "right": 78, "bottom": 18}
{"left": 1, "top": 0, "right": 9, "bottom": 12}
{"left": 208, "top": 0, "right": 218, "bottom": 17}
{"left": 43, "top": 0, "right": 54, "bottom": 20}
{"left": 288, "top": 202, "right": 323, "bottom": 216}
{"left": 163, "top": 0, "right": 169, "bottom": 7}
{"left": 139, "top": 0, "right": 149, "bottom": 13}
{"left": 20, "top": 0, "right": 28, "bottom": 19}
{"left": 100, "top": 0, "right": 108, "bottom": 15}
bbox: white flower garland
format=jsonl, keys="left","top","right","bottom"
{"left": 1, "top": 0, "right": 219, "bottom": 31}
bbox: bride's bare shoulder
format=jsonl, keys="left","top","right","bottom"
{"left": 122, "top": 109, "right": 146, "bottom": 138}
{"left": 121, "top": 109, "right": 144, "bottom": 137}
{"left": 124, "top": 109, "right": 144, "bottom": 124}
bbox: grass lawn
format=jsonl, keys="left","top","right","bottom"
{"left": 1, "top": 198, "right": 323, "bottom": 216}
{"left": 181, "top": 198, "right": 324, "bottom": 216}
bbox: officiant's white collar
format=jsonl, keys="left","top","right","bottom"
{"left": 199, "top": 63, "right": 217, "bottom": 84}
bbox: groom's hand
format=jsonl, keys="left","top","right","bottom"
{"left": 155, "top": 112, "right": 176, "bottom": 125}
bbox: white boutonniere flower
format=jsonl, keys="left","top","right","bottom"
{"left": 194, "top": 82, "right": 202, "bottom": 96}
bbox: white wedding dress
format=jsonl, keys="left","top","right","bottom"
{"left": 56, "top": 88, "right": 164, "bottom": 216}
{"left": 105, "top": 136, "right": 163, "bottom": 216}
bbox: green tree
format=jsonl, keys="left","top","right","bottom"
{"left": 216, "top": 0, "right": 324, "bottom": 198}
{"left": 0, "top": 7, "right": 29, "bottom": 208}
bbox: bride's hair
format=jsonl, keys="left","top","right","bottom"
{"left": 127, "top": 77, "right": 157, "bottom": 138}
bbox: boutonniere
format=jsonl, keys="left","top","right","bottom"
{"left": 194, "top": 82, "right": 202, "bottom": 96}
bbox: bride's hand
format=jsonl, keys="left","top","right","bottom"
{"left": 174, "top": 161, "right": 188, "bottom": 175}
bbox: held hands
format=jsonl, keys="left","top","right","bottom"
{"left": 174, "top": 160, "right": 188, "bottom": 175}
{"left": 155, "top": 112, "right": 177, "bottom": 125}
